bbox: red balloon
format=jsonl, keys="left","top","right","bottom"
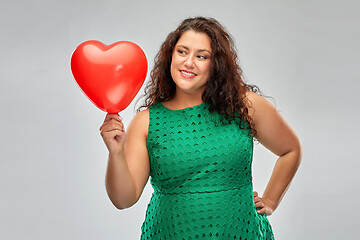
{"left": 71, "top": 40, "right": 148, "bottom": 113}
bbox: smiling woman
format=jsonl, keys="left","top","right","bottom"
{"left": 100, "top": 16, "right": 302, "bottom": 239}
{"left": 170, "top": 30, "right": 212, "bottom": 98}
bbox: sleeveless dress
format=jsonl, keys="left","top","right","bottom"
{"left": 140, "top": 102, "right": 275, "bottom": 239}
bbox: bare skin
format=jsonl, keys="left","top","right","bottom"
{"left": 100, "top": 110, "right": 150, "bottom": 209}
{"left": 246, "top": 91, "right": 303, "bottom": 215}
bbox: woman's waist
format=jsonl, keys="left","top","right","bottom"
{"left": 152, "top": 180, "right": 253, "bottom": 195}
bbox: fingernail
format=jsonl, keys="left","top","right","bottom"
{"left": 118, "top": 115, "right": 123, "bottom": 120}
{"left": 257, "top": 210, "right": 261, "bottom": 213}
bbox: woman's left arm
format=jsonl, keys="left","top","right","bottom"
{"left": 246, "top": 91, "right": 303, "bottom": 216}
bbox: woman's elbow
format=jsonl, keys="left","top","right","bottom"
{"left": 296, "top": 137, "right": 304, "bottom": 161}
{"left": 111, "top": 194, "right": 141, "bottom": 210}
{"left": 290, "top": 138, "right": 303, "bottom": 169}
{"left": 112, "top": 200, "right": 136, "bottom": 210}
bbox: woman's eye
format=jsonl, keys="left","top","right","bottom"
{"left": 198, "top": 55, "right": 208, "bottom": 60}
{"left": 177, "top": 50, "right": 186, "bottom": 55}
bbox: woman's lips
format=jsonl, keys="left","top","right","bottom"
{"left": 180, "top": 70, "right": 197, "bottom": 78}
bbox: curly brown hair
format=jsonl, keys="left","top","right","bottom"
{"left": 137, "top": 16, "right": 270, "bottom": 138}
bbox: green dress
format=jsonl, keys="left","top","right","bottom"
{"left": 141, "top": 102, "right": 275, "bottom": 239}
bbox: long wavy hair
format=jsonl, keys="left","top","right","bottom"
{"left": 137, "top": 16, "right": 272, "bottom": 138}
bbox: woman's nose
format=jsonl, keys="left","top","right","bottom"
{"left": 184, "top": 56, "right": 195, "bottom": 68}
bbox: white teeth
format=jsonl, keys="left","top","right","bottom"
{"left": 181, "top": 71, "right": 196, "bottom": 76}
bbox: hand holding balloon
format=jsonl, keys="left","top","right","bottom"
{"left": 100, "top": 113, "right": 126, "bottom": 155}
{"left": 71, "top": 40, "right": 148, "bottom": 113}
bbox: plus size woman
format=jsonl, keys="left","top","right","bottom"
{"left": 99, "top": 17, "right": 302, "bottom": 239}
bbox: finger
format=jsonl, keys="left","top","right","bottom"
{"left": 104, "top": 113, "right": 123, "bottom": 123}
{"left": 253, "top": 191, "right": 258, "bottom": 197}
{"left": 255, "top": 201, "right": 265, "bottom": 208}
{"left": 100, "top": 125, "right": 124, "bottom": 135}
{"left": 254, "top": 196, "right": 262, "bottom": 203}
{"left": 257, "top": 207, "right": 266, "bottom": 214}
{"left": 101, "top": 129, "right": 125, "bottom": 139}
{"left": 100, "top": 121, "right": 124, "bottom": 132}
{"left": 100, "top": 119, "right": 124, "bottom": 131}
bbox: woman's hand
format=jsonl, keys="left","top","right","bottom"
{"left": 253, "top": 191, "right": 275, "bottom": 216}
{"left": 100, "top": 113, "right": 126, "bottom": 155}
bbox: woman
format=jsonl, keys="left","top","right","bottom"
{"left": 100, "top": 17, "right": 302, "bottom": 239}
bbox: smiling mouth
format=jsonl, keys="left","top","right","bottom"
{"left": 180, "top": 70, "right": 197, "bottom": 77}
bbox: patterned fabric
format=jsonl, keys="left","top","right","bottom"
{"left": 140, "top": 102, "right": 275, "bottom": 239}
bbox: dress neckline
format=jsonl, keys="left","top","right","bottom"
{"left": 160, "top": 102, "right": 206, "bottom": 111}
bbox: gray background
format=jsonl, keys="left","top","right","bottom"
{"left": 1, "top": 0, "right": 359, "bottom": 239}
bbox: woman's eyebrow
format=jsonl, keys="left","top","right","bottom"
{"left": 198, "top": 49, "right": 211, "bottom": 54}
{"left": 176, "top": 45, "right": 211, "bottom": 54}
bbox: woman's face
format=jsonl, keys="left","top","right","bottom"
{"left": 170, "top": 30, "right": 212, "bottom": 96}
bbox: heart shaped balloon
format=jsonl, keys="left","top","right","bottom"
{"left": 71, "top": 40, "right": 148, "bottom": 113}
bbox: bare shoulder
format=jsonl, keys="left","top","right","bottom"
{"left": 133, "top": 108, "right": 150, "bottom": 121}
{"left": 245, "top": 91, "right": 301, "bottom": 156}
{"left": 126, "top": 108, "right": 150, "bottom": 138}
{"left": 245, "top": 91, "right": 277, "bottom": 123}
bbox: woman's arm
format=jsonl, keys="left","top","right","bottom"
{"left": 246, "top": 91, "right": 303, "bottom": 215}
{"left": 100, "top": 109, "right": 150, "bottom": 210}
